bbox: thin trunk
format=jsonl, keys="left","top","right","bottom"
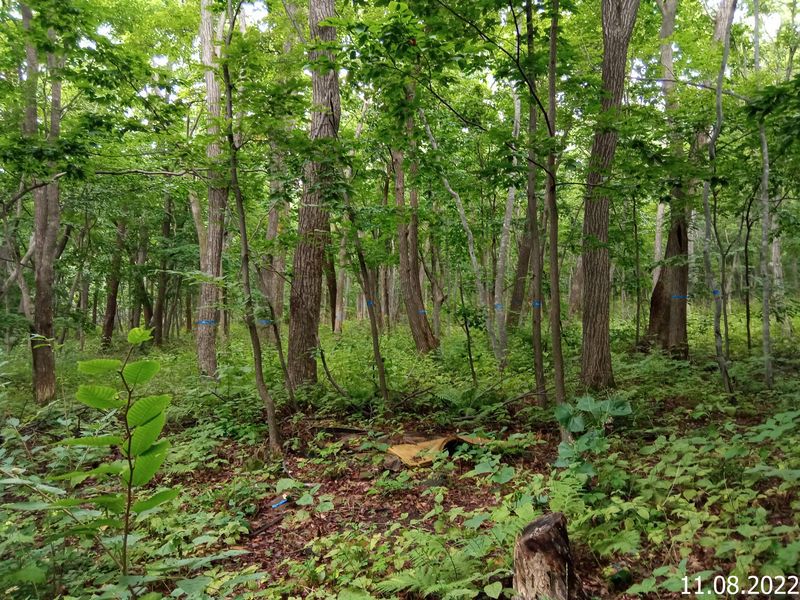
{"left": 288, "top": 0, "right": 341, "bottom": 385}
{"left": 545, "top": 0, "right": 569, "bottom": 441}
{"left": 101, "top": 222, "right": 127, "bottom": 350}
{"left": 701, "top": 0, "right": 736, "bottom": 394}
{"left": 652, "top": 201, "right": 665, "bottom": 289}
{"left": 754, "top": 0, "right": 773, "bottom": 387}
{"left": 223, "top": 12, "right": 281, "bottom": 451}
{"left": 493, "top": 89, "right": 521, "bottom": 368}
{"left": 334, "top": 235, "right": 348, "bottom": 333}
{"left": 152, "top": 196, "right": 171, "bottom": 346}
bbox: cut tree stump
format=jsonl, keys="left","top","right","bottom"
{"left": 513, "top": 512, "right": 587, "bottom": 600}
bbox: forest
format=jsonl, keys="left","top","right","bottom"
{"left": 0, "top": 0, "right": 798, "bottom": 597}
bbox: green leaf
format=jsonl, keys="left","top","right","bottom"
{"left": 491, "top": 465, "right": 515, "bottom": 484}
{"left": 138, "top": 593, "right": 164, "bottom": 600}
{"left": 127, "top": 327, "right": 153, "bottom": 345}
{"left": 89, "top": 493, "right": 126, "bottom": 514}
{"left": 276, "top": 478, "right": 299, "bottom": 494}
{"left": 9, "top": 564, "right": 46, "bottom": 584}
{"left": 175, "top": 576, "right": 211, "bottom": 596}
{"left": 123, "top": 360, "right": 160, "bottom": 386}
{"left": 61, "top": 435, "right": 122, "bottom": 447}
{"left": 483, "top": 581, "right": 502, "bottom": 599}
{"left": 75, "top": 385, "right": 124, "bottom": 410}
{"left": 296, "top": 492, "right": 314, "bottom": 506}
{"left": 127, "top": 394, "right": 170, "bottom": 427}
{"left": 77, "top": 358, "right": 122, "bottom": 375}
{"left": 128, "top": 411, "right": 166, "bottom": 456}
{"left": 123, "top": 441, "right": 170, "bottom": 487}
{"left": 132, "top": 488, "right": 180, "bottom": 513}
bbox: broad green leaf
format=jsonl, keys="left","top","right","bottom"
{"left": 78, "top": 358, "right": 122, "bottom": 375}
{"left": 129, "top": 411, "right": 166, "bottom": 456}
{"left": 127, "top": 394, "right": 170, "bottom": 427}
{"left": 89, "top": 494, "right": 126, "bottom": 514}
{"left": 3, "top": 501, "right": 55, "bottom": 510}
{"left": 132, "top": 487, "right": 180, "bottom": 513}
{"left": 276, "top": 478, "right": 299, "bottom": 494}
{"left": 75, "top": 385, "right": 124, "bottom": 410}
{"left": 483, "top": 581, "right": 503, "bottom": 599}
{"left": 123, "top": 441, "right": 170, "bottom": 487}
{"left": 9, "top": 565, "right": 46, "bottom": 584}
{"left": 61, "top": 435, "right": 122, "bottom": 447}
{"left": 127, "top": 327, "right": 153, "bottom": 345}
{"left": 123, "top": 360, "right": 160, "bottom": 386}
{"left": 175, "top": 576, "right": 211, "bottom": 596}
{"left": 138, "top": 593, "right": 164, "bottom": 600}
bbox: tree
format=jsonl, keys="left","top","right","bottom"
{"left": 287, "top": 0, "right": 341, "bottom": 386}
{"left": 580, "top": 0, "right": 640, "bottom": 390}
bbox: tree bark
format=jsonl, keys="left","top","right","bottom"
{"left": 392, "top": 103, "right": 438, "bottom": 354}
{"left": 101, "top": 221, "right": 127, "bottom": 350}
{"left": 23, "top": 5, "right": 61, "bottom": 403}
{"left": 196, "top": 0, "right": 228, "bottom": 377}
{"left": 645, "top": 0, "right": 689, "bottom": 359}
{"left": 513, "top": 513, "right": 587, "bottom": 600}
{"left": 492, "top": 89, "right": 521, "bottom": 368}
{"left": 152, "top": 196, "right": 171, "bottom": 346}
{"left": 580, "top": 0, "right": 640, "bottom": 390}
{"left": 288, "top": 0, "right": 341, "bottom": 386}
{"left": 754, "top": 0, "right": 773, "bottom": 387}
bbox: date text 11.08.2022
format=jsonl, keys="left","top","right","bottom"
{"left": 682, "top": 574, "right": 799, "bottom": 595}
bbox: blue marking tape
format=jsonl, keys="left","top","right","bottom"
{"left": 196, "top": 319, "right": 217, "bottom": 326}
{"left": 532, "top": 300, "right": 542, "bottom": 308}
{"left": 494, "top": 303, "right": 503, "bottom": 310}
{"left": 271, "top": 497, "right": 288, "bottom": 509}
{"left": 712, "top": 289, "right": 720, "bottom": 296}
{"left": 258, "top": 319, "right": 272, "bottom": 325}
{"left": 418, "top": 309, "right": 427, "bottom": 314}
{"left": 366, "top": 300, "right": 374, "bottom": 306}
{"left": 671, "top": 295, "right": 688, "bottom": 299}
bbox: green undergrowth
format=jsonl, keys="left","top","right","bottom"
{"left": 0, "top": 312, "right": 798, "bottom": 598}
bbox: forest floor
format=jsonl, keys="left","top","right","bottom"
{"left": 1, "top": 317, "right": 799, "bottom": 599}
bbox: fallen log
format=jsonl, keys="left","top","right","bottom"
{"left": 513, "top": 512, "right": 586, "bottom": 600}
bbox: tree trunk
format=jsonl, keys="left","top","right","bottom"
{"left": 334, "top": 235, "right": 348, "bottom": 333}
{"left": 646, "top": 0, "right": 689, "bottom": 358}
{"left": 196, "top": 0, "right": 228, "bottom": 377}
{"left": 23, "top": 6, "right": 61, "bottom": 403}
{"left": 492, "top": 89, "right": 521, "bottom": 368}
{"left": 152, "top": 196, "right": 171, "bottom": 346}
{"left": 754, "top": 0, "right": 773, "bottom": 387}
{"left": 513, "top": 513, "right": 587, "bottom": 600}
{"left": 101, "top": 222, "right": 127, "bottom": 350}
{"left": 700, "top": 0, "right": 736, "bottom": 394}
{"left": 580, "top": 0, "right": 640, "bottom": 390}
{"left": 545, "top": 0, "right": 569, "bottom": 442}
{"left": 222, "top": 13, "right": 282, "bottom": 451}
{"left": 568, "top": 257, "right": 583, "bottom": 317}
{"left": 392, "top": 106, "right": 438, "bottom": 354}
{"left": 288, "top": 0, "right": 341, "bottom": 386}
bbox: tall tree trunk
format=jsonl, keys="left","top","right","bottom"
{"left": 288, "top": 0, "right": 341, "bottom": 386}
{"left": 101, "top": 222, "right": 127, "bottom": 350}
{"left": 23, "top": 6, "right": 61, "bottom": 403}
{"left": 196, "top": 0, "right": 228, "bottom": 377}
{"left": 646, "top": 0, "right": 689, "bottom": 358}
{"left": 568, "top": 257, "right": 583, "bottom": 316}
{"left": 492, "top": 89, "right": 521, "bottom": 368}
{"left": 580, "top": 0, "right": 640, "bottom": 390}
{"left": 393, "top": 102, "right": 438, "bottom": 354}
{"left": 701, "top": 0, "right": 736, "bottom": 394}
{"left": 754, "top": 0, "right": 773, "bottom": 387}
{"left": 545, "top": 0, "right": 569, "bottom": 441}
{"left": 522, "top": 0, "right": 547, "bottom": 403}
{"left": 222, "top": 12, "right": 281, "bottom": 451}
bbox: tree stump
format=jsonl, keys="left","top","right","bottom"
{"left": 513, "top": 512, "right": 586, "bottom": 600}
